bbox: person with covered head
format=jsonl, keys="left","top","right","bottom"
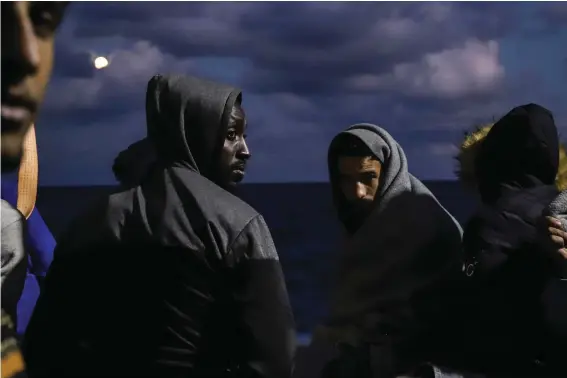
{"left": 23, "top": 74, "right": 296, "bottom": 378}
{"left": 2, "top": 2, "right": 70, "bottom": 377}
{"left": 453, "top": 103, "right": 567, "bottom": 377}
{"left": 312, "top": 124, "right": 463, "bottom": 378}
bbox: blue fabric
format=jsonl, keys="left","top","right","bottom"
{"left": 1, "top": 175, "right": 55, "bottom": 336}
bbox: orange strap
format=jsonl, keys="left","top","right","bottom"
{"left": 16, "top": 125, "right": 38, "bottom": 220}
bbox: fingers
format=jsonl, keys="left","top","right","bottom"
{"left": 546, "top": 216, "right": 563, "bottom": 228}
{"left": 542, "top": 217, "right": 567, "bottom": 260}
{"left": 548, "top": 226, "right": 567, "bottom": 241}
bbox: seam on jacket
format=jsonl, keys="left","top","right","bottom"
{"left": 226, "top": 214, "right": 261, "bottom": 262}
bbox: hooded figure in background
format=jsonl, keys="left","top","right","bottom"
{"left": 311, "top": 124, "right": 463, "bottom": 378}
{"left": 1, "top": 125, "right": 56, "bottom": 337}
{"left": 452, "top": 103, "right": 566, "bottom": 377}
{"left": 24, "top": 74, "right": 296, "bottom": 378}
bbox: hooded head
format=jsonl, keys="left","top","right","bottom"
{"left": 145, "top": 74, "right": 251, "bottom": 190}
{"left": 457, "top": 123, "right": 567, "bottom": 194}
{"left": 457, "top": 103, "right": 560, "bottom": 203}
{"left": 328, "top": 123, "right": 413, "bottom": 234}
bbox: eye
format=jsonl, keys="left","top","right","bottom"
{"left": 227, "top": 129, "right": 236, "bottom": 141}
{"left": 360, "top": 172, "right": 377, "bottom": 184}
{"left": 30, "top": 3, "right": 64, "bottom": 38}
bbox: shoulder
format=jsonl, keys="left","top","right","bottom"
{"left": 182, "top": 171, "right": 260, "bottom": 229}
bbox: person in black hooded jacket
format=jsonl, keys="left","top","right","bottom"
{"left": 455, "top": 103, "right": 567, "bottom": 377}
{"left": 23, "top": 74, "right": 296, "bottom": 378}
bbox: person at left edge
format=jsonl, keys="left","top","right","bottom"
{"left": 2, "top": 2, "right": 69, "bottom": 378}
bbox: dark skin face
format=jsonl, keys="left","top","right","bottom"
{"left": 337, "top": 155, "right": 382, "bottom": 224}
{"left": 214, "top": 106, "right": 251, "bottom": 190}
{"left": 1, "top": 1, "right": 67, "bottom": 172}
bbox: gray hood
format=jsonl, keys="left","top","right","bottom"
{"left": 328, "top": 123, "right": 462, "bottom": 234}
{"left": 547, "top": 190, "right": 567, "bottom": 231}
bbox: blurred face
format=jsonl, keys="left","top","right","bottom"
{"left": 1, "top": 1, "right": 67, "bottom": 172}
{"left": 337, "top": 155, "right": 382, "bottom": 221}
{"left": 215, "top": 105, "right": 251, "bottom": 190}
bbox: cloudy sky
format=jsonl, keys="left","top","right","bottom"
{"left": 36, "top": 1, "right": 567, "bottom": 186}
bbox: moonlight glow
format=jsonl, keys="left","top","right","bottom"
{"left": 93, "top": 56, "right": 109, "bottom": 69}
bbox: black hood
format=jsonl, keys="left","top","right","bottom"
{"left": 475, "top": 103, "right": 559, "bottom": 203}
{"left": 146, "top": 74, "right": 241, "bottom": 180}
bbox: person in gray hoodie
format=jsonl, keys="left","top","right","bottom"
{"left": 314, "top": 124, "right": 464, "bottom": 378}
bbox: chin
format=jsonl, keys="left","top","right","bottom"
{"left": 1, "top": 153, "right": 22, "bottom": 173}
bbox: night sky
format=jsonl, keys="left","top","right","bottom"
{"left": 36, "top": 1, "right": 567, "bottom": 186}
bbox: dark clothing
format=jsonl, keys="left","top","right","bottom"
{"left": 320, "top": 124, "right": 463, "bottom": 377}
{"left": 23, "top": 75, "right": 296, "bottom": 378}
{"left": 475, "top": 103, "right": 559, "bottom": 204}
{"left": 449, "top": 104, "right": 567, "bottom": 377}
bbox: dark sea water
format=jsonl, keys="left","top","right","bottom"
{"left": 36, "top": 181, "right": 478, "bottom": 339}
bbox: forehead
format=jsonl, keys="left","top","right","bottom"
{"left": 338, "top": 156, "right": 380, "bottom": 173}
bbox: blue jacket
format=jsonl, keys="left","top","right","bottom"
{"left": 1, "top": 175, "right": 55, "bottom": 336}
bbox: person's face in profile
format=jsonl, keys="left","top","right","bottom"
{"left": 337, "top": 155, "right": 382, "bottom": 220}
{"left": 1, "top": 1, "right": 67, "bottom": 172}
{"left": 215, "top": 104, "right": 251, "bottom": 190}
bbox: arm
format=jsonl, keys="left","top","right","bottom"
{"left": 1, "top": 204, "right": 28, "bottom": 324}
{"left": 228, "top": 215, "right": 296, "bottom": 378}
{"left": 538, "top": 216, "right": 567, "bottom": 348}
{"left": 25, "top": 210, "right": 56, "bottom": 281}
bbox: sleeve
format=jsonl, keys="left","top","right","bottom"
{"left": 25, "top": 210, "right": 56, "bottom": 279}
{"left": 227, "top": 215, "right": 297, "bottom": 378}
{"left": 1, "top": 208, "right": 28, "bottom": 325}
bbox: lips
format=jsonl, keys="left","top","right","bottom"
{"left": 1, "top": 105, "right": 31, "bottom": 121}
{"left": 232, "top": 162, "right": 246, "bottom": 173}
{"left": 1, "top": 96, "right": 36, "bottom": 131}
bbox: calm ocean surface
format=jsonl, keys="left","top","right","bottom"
{"left": 36, "top": 182, "right": 478, "bottom": 341}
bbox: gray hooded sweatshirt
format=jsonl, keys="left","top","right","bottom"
{"left": 324, "top": 124, "right": 464, "bottom": 376}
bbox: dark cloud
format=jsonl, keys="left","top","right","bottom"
{"left": 64, "top": 2, "right": 520, "bottom": 95}
{"left": 52, "top": 45, "right": 95, "bottom": 79}
{"left": 36, "top": 2, "right": 567, "bottom": 185}
{"left": 540, "top": 2, "right": 567, "bottom": 26}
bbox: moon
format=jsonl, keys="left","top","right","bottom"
{"left": 93, "top": 56, "right": 109, "bottom": 70}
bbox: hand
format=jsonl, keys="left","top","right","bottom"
{"left": 542, "top": 216, "right": 567, "bottom": 260}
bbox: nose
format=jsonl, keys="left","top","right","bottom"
{"left": 344, "top": 182, "right": 366, "bottom": 201}
{"left": 355, "top": 182, "right": 366, "bottom": 199}
{"left": 3, "top": 4, "right": 40, "bottom": 76}
{"left": 237, "top": 139, "right": 251, "bottom": 161}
